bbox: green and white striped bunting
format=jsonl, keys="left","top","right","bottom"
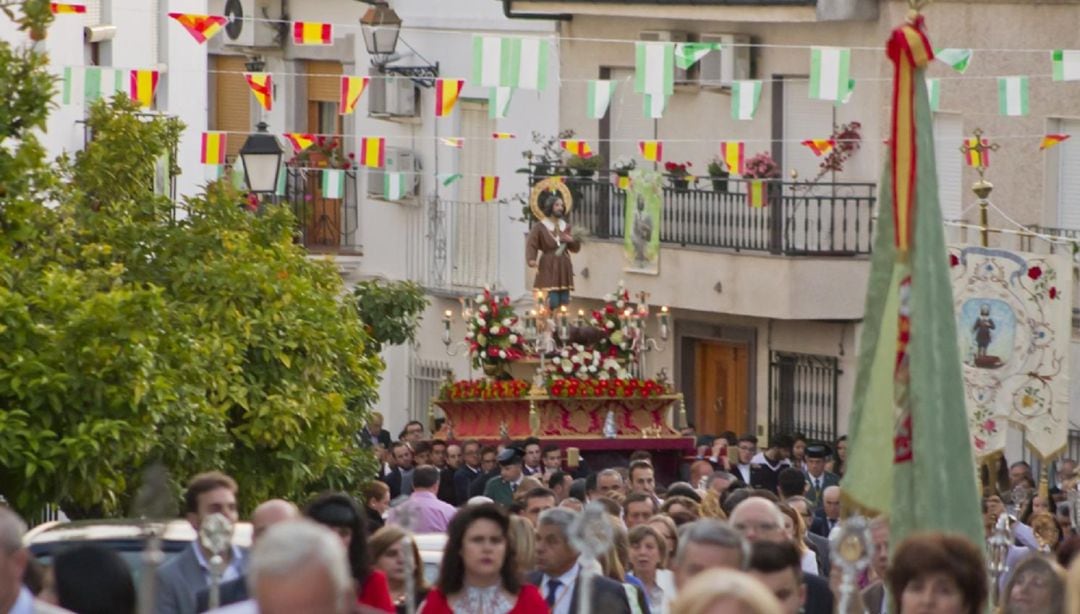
{"left": 471, "top": 36, "right": 549, "bottom": 90}
{"left": 63, "top": 66, "right": 126, "bottom": 104}
{"left": 1052, "top": 50, "right": 1080, "bottom": 82}
{"left": 935, "top": 48, "right": 972, "bottom": 74}
{"left": 440, "top": 173, "right": 463, "bottom": 187}
{"left": 635, "top": 41, "right": 674, "bottom": 96}
{"left": 731, "top": 80, "right": 762, "bottom": 120}
{"left": 644, "top": 92, "right": 667, "bottom": 119}
{"left": 384, "top": 172, "right": 408, "bottom": 201}
{"left": 276, "top": 163, "right": 287, "bottom": 196}
{"left": 809, "top": 47, "right": 851, "bottom": 102}
{"left": 998, "top": 76, "right": 1029, "bottom": 117}
{"left": 674, "top": 42, "right": 719, "bottom": 71}
{"left": 321, "top": 169, "right": 345, "bottom": 199}
{"left": 926, "top": 78, "right": 940, "bottom": 111}
{"left": 488, "top": 86, "right": 514, "bottom": 119}
{"left": 586, "top": 80, "right": 616, "bottom": 119}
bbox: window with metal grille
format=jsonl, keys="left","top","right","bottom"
{"left": 408, "top": 356, "right": 451, "bottom": 425}
{"left": 768, "top": 351, "right": 840, "bottom": 443}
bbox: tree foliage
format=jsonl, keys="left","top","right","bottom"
{"left": 352, "top": 279, "right": 428, "bottom": 352}
{"left": 0, "top": 10, "right": 382, "bottom": 516}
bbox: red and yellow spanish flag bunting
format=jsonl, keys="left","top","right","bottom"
{"left": 480, "top": 176, "right": 500, "bottom": 202}
{"left": 801, "top": 139, "right": 836, "bottom": 157}
{"left": 168, "top": 13, "right": 227, "bottom": 43}
{"left": 245, "top": 73, "right": 273, "bottom": 111}
{"left": 639, "top": 140, "right": 663, "bottom": 162}
{"left": 492, "top": 132, "right": 516, "bottom": 140}
{"left": 284, "top": 133, "right": 315, "bottom": 152}
{"left": 201, "top": 131, "right": 227, "bottom": 165}
{"left": 440, "top": 137, "right": 464, "bottom": 149}
{"left": 129, "top": 70, "right": 159, "bottom": 109}
{"left": 339, "top": 76, "right": 369, "bottom": 115}
{"left": 50, "top": 3, "right": 86, "bottom": 13}
{"left": 561, "top": 139, "right": 593, "bottom": 158}
{"left": 1040, "top": 134, "right": 1070, "bottom": 151}
{"left": 361, "top": 137, "right": 386, "bottom": 168}
{"left": 747, "top": 179, "right": 766, "bottom": 208}
{"left": 435, "top": 79, "right": 465, "bottom": 117}
{"left": 719, "top": 141, "right": 745, "bottom": 175}
{"left": 293, "top": 22, "right": 332, "bottom": 46}
{"left": 964, "top": 137, "right": 989, "bottom": 167}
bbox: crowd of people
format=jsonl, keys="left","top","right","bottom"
{"left": 3, "top": 416, "right": 1080, "bottom": 614}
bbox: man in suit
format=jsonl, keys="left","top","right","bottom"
{"left": 484, "top": 447, "right": 526, "bottom": 507}
{"left": 529, "top": 508, "right": 633, "bottom": 614}
{"left": 803, "top": 444, "right": 840, "bottom": 511}
{"left": 468, "top": 446, "right": 500, "bottom": 499}
{"left": 155, "top": 471, "right": 248, "bottom": 614}
{"left": 729, "top": 496, "right": 834, "bottom": 614}
{"left": 382, "top": 441, "right": 415, "bottom": 499}
{"left": 810, "top": 486, "right": 842, "bottom": 538}
{"left": 0, "top": 508, "right": 69, "bottom": 614}
{"left": 356, "top": 411, "right": 392, "bottom": 449}
{"left": 195, "top": 499, "right": 298, "bottom": 612}
{"left": 452, "top": 440, "right": 483, "bottom": 504}
{"left": 522, "top": 437, "right": 544, "bottom": 477}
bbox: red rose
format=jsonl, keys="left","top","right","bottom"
{"left": 949, "top": 254, "right": 959, "bottom": 267}
{"left": 1050, "top": 287, "right": 1058, "bottom": 299}
{"left": 1028, "top": 266, "right": 1043, "bottom": 280}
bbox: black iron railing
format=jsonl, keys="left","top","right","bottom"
{"left": 285, "top": 167, "right": 360, "bottom": 255}
{"left": 768, "top": 351, "right": 841, "bottom": 443}
{"left": 571, "top": 177, "right": 875, "bottom": 256}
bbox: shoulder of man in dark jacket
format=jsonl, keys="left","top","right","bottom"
{"left": 802, "top": 573, "right": 835, "bottom": 614}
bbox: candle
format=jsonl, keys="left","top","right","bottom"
{"left": 577, "top": 309, "right": 585, "bottom": 327}
{"left": 442, "top": 310, "right": 452, "bottom": 345}
{"left": 558, "top": 305, "right": 569, "bottom": 340}
{"left": 659, "top": 306, "right": 670, "bottom": 340}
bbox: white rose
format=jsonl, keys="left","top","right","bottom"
{"left": 477, "top": 317, "right": 486, "bottom": 326}
{"left": 502, "top": 318, "right": 512, "bottom": 327}
{"left": 605, "top": 321, "right": 615, "bottom": 329}
{"left": 561, "top": 350, "right": 569, "bottom": 358}
{"left": 571, "top": 355, "right": 581, "bottom": 364}
{"left": 479, "top": 305, "right": 489, "bottom": 313}
{"left": 465, "top": 331, "right": 474, "bottom": 339}
{"left": 589, "top": 365, "right": 598, "bottom": 373}
{"left": 499, "top": 350, "right": 507, "bottom": 358}
{"left": 490, "top": 326, "right": 501, "bottom": 334}
{"left": 562, "top": 363, "right": 572, "bottom": 373}
{"left": 617, "top": 301, "right": 625, "bottom": 309}
{"left": 509, "top": 334, "right": 519, "bottom": 343}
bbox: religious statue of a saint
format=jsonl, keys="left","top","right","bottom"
{"left": 526, "top": 179, "right": 580, "bottom": 310}
{"left": 973, "top": 303, "right": 995, "bottom": 357}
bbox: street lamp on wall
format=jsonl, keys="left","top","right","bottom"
{"left": 239, "top": 122, "right": 283, "bottom": 195}
{"left": 357, "top": 1, "right": 439, "bottom": 87}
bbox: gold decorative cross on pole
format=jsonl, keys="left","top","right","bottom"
{"left": 958, "top": 128, "right": 1000, "bottom": 246}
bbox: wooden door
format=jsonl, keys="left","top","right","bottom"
{"left": 694, "top": 341, "right": 750, "bottom": 436}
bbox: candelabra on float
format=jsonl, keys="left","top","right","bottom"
{"left": 441, "top": 298, "right": 475, "bottom": 380}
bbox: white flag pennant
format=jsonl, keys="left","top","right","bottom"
{"left": 489, "top": 86, "right": 514, "bottom": 119}
{"left": 471, "top": 36, "right": 549, "bottom": 90}
{"left": 586, "top": 80, "right": 616, "bottom": 119}
{"left": 384, "top": 172, "right": 408, "bottom": 201}
{"left": 731, "top": 80, "right": 762, "bottom": 120}
{"left": 998, "top": 76, "right": 1029, "bottom": 117}
{"left": 809, "top": 47, "right": 852, "bottom": 102}
{"left": 1052, "top": 50, "right": 1080, "bottom": 82}
{"left": 644, "top": 92, "right": 667, "bottom": 119}
{"left": 635, "top": 41, "right": 674, "bottom": 96}
{"left": 321, "top": 169, "right": 346, "bottom": 199}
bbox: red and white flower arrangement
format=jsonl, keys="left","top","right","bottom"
{"left": 466, "top": 289, "right": 527, "bottom": 370}
{"left": 546, "top": 344, "right": 628, "bottom": 381}
{"left": 590, "top": 283, "right": 635, "bottom": 361}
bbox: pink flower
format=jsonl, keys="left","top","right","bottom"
{"left": 982, "top": 419, "right": 996, "bottom": 433}
{"left": 974, "top": 437, "right": 986, "bottom": 450}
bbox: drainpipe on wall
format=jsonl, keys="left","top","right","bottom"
{"left": 502, "top": 0, "right": 573, "bottom": 21}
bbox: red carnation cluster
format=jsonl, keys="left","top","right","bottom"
{"left": 442, "top": 379, "right": 530, "bottom": 401}
{"left": 548, "top": 378, "right": 670, "bottom": 399}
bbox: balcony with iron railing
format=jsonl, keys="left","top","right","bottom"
{"left": 283, "top": 167, "right": 361, "bottom": 256}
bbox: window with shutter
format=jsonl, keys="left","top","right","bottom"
{"left": 1057, "top": 119, "right": 1080, "bottom": 229}
{"left": 451, "top": 102, "right": 498, "bottom": 289}
{"left": 210, "top": 55, "right": 251, "bottom": 159}
{"left": 934, "top": 113, "right": 963, "bottom": 221}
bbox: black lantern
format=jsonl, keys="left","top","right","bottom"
{"left": 359, "top": 1, "right": 402, "bottom": 57}
{"left": 239, "top": 122, "right": 283, "bottom": 194}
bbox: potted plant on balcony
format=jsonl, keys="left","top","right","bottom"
{"left": 743, "top": 152, "right": 781, "bottom": 179}
{"left": 707, "top": 157, "right": 730, "bottom": 193}
{"left": 289, "top": 136, "right": 352, "bottom": 171}
{"left": 567, "top": 152, "right": 604, "bottom": 180}
{"left": 518, "top": 130, "right": 573, "bottom": 181}
{"left": 664, "top": 161, "right": 693, "bottom": 191}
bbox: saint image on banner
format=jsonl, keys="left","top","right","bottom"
{"left": 948, "top": 246, "right": 1073, "bottom": 461}
{"left": 624, "top": 169, "right": 662, "bottom": 275}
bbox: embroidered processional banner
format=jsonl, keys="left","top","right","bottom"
{"left": 624, "top": 169, "right": 662, "bottom": 275}
{"left": 948, "top": 246, "right": 1073, "bottom": 461}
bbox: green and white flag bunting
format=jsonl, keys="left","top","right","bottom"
{"left": 926, "top": 78, "right": 940, "bottom": 111}
{"left": 204, "top": 164, "right": 225, "bottom": 181}
{"left": 586, "top": 80, "right": 616, "bottom": 119}
{"left": 644, "top": 92, "right": 667, "bottom": 119}
{"left": 635, "top": 41, "right": 674, "bottom": 96}
{"left": 231, "top": 165, "right": 247, "bottom": 190}
{"left": 321, "top": 169, "right": 345, "bottom": 199}
{"left": 731, "top": 80, "right": 762, "bottom": 120}
{"left": 809, "top": 47, "right": 852, "bottom": 102}
{"left": 836, "top": 78, "right": 856, "bottom": 107}
{"left": 472, "top": 36, "right": 549, "bottom": 90}
{"left": 935, "top": 48, "right": 972, "bottom": 73}
{"left": 275, "top": 163, "right": 287, "bottom": 196}
{"left": 998, "top": 76, "right": 1029, "bottom": 116}
{"left": 64, "top": 66, "right": 125, "bottom": 104}
{"left": 674, "top": 42, "right": 719, "bottom": 71}
{"left": 440, "top": 173, "right": 463, "bottom": 187}
{"left": 1052, "top": 50, "right": 1080, "bottom": 82}
{"left": 488, "top": 86, "right": 514, "bottom": 119}
{"left": 384, "top": 172, "right": 408, "bottom": 200}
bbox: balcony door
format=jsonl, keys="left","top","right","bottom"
{"left": 693, "top": 341, "right": 750, "bottom": 437}
{"left": 451, "top": 102, "right": 499, "bottom": 288}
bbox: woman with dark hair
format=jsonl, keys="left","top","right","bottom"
{"left": 887, "top": 533, "right": 988, "bottom": 614}
{"left": 47, "top": 544, "right": 136, "bottom": 614}
{"left": 306, "top": 491, "right": 395, "bottom": 612}
{"left": 829, "top": 435, "right": 848, "bottom": 478}
{"left": 420, "top": 503, "right": 545, "bottom": 613}
{"left": 1020, "top": 492, "right": 1058, "bottom": 525}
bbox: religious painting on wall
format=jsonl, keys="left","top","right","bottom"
{"left": 624, "top": 169, "right": 662, "bottom": 275}
{"left": 948, "top": 246, "right": 1073, "bottom": 462}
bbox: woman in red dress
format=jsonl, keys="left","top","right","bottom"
{"left": 421, "top": 504, "right": 546, "bottom": 614}
{"left": 305, "top": 492, "right": 395, "bottom": 612}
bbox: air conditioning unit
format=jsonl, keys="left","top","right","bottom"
{"left": 699, "top": 34, "right": 753, "bottom": 89}
{"left": 366, "top": 147, "right": 420, "bottom": 201}
{"left": 368, "top": 73, "right": 419, "bottom": 118}
{"left": 210, "top": 0, "right": 281, "bottom": 49}
{"left": 639, "top": 30, "right": 696, "bottom": 87}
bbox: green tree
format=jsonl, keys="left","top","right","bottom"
{"left": 0, "top": 7, "right": 382, "bottom": 516}
{"left": 352, "top": 279, "right": 428, "bottom": 352}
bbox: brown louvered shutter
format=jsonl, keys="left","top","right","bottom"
{"left": 211, "top": 55, "right": 251, "bottom": 159}
{"left": 307, "top": 61, "right": 343, "bottom": 103}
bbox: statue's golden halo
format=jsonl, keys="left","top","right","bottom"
{"left": 529, "top": 177, "right": 574, "bottom": 223}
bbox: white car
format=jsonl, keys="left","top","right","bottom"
{"left": 413, "top": 533, "right": 447, "bottom": 585}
